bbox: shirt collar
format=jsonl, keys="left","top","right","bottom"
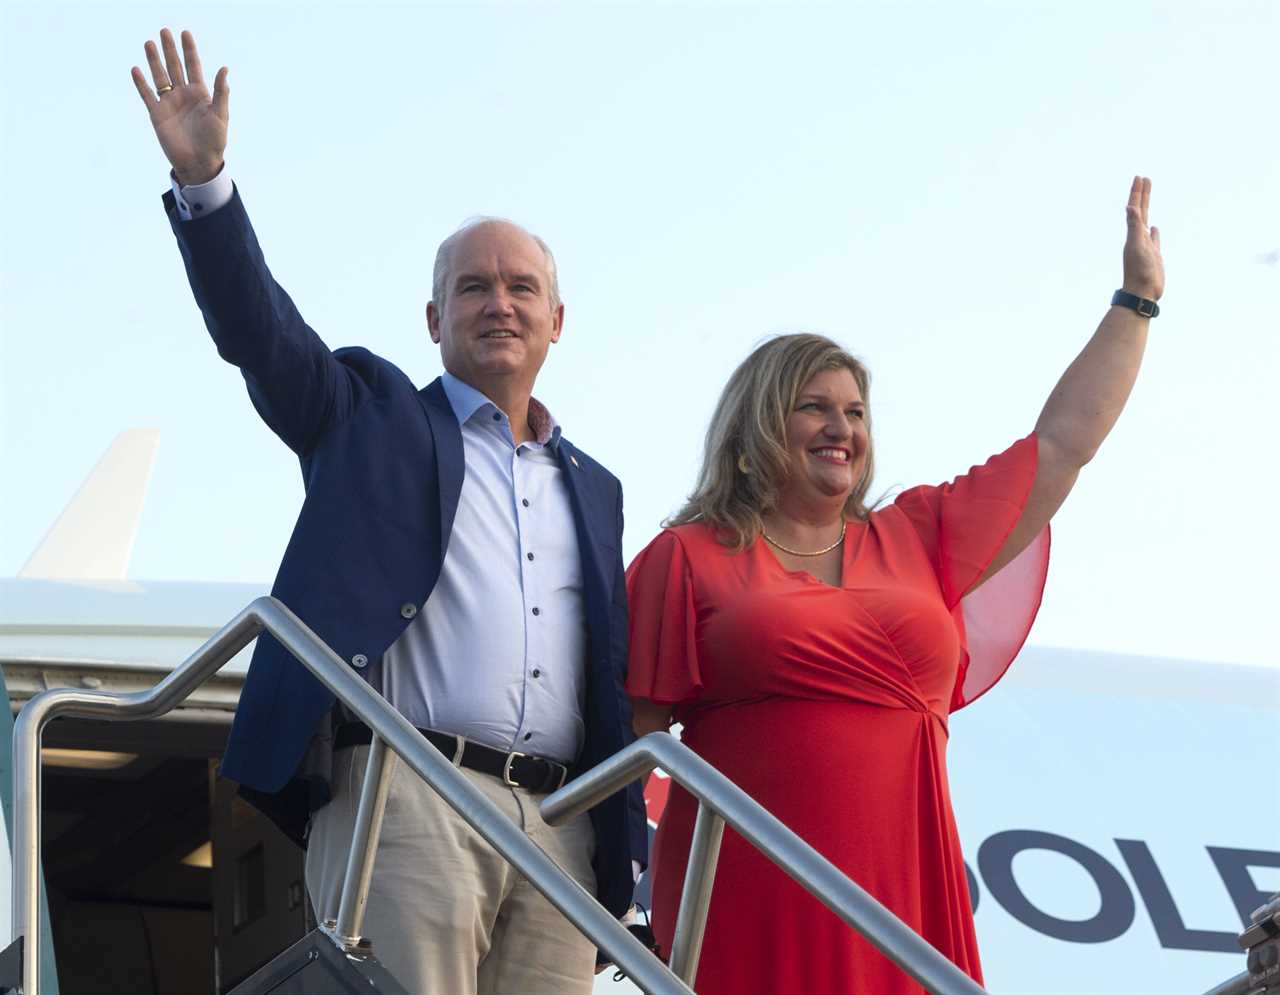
{"left": 441, "top": 372, "right": 562, "bottom": 448}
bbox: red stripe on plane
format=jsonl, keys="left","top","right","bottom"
{"left": 644, "top": 774, "right": 670, "bottom": 826}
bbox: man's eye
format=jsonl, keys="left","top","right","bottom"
{"left": 848, "top": 408, "right": 866, "bottom": 420}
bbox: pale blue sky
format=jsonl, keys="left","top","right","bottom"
{"left": 2, "top": 0, "right": 1277, "bottom": 669}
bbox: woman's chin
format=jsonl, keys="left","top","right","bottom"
{"left": 813, "top": 472, "right": 854, "bottom": 499}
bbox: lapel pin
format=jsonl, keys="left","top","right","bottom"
{"left": 570, "top": 454, "right": 580, "bottom": 468}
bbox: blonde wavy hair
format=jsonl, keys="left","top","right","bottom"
{"left": 666, "top": 334, "right": 875, "bottom": 549}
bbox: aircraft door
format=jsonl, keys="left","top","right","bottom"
{"left": 211, "top": 777, "right": 311, "bottom": 993}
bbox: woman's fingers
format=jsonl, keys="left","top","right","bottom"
{"left": 160, "top": 28, "right": 186, "bottom": 88}
{"left": 1125, "top": 176, "right": 1154, "bottom": 236}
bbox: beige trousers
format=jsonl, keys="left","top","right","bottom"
{"left": 305, "top": 745, "right": 598, "bottom": 995}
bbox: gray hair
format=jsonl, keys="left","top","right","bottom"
{"left": 431, "top": 216, "right": 561, "bottom": 312}
{"left": 667, "top": 333, "right": 876, "bottom": 549}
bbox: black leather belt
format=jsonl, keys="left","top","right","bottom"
{"left": 334, "top": 722, "right": 569, "bottom": 793}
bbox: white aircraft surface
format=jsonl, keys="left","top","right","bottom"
{"left": 0, "top": 433, "right": 1275, "bottom": 995}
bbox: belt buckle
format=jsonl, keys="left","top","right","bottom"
{"left": 502, "top": 751, "right": 526, "bottom": 788}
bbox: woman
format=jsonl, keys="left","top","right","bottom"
{"left": 625, "top": 177, "right": 1163, "bottom": 993}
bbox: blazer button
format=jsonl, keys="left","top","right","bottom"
{"left": 351, "top": 654, "right": 369, "bottom": 669}
{"left": 400, "top": 603, "right": 418, "bottom": 619}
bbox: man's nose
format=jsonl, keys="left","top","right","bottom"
{"left": 483, "top": 289, "right": 515, "bottom": 315}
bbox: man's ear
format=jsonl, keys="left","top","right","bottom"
{"left": 550, "top": 302, "right": 565, "bottom": 344}
{"left": 426, "top": 301, "right": 441, "bottom": 344}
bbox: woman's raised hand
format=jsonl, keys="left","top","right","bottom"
{"left": 131, "top": 29, "right": 229, "bottom": 186}
{"left": 1123, "top": 176, "right": 1164, "bottom": 301}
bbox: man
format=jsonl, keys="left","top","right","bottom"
{"left": 130, "top": 28, "right": 646, "bottom": 995}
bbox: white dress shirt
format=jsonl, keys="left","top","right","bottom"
{"left": 382, "top": 374, "right": 587, "bottom": 764}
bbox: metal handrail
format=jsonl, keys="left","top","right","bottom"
{"left": 1200, "top": 972, "right": 1253, "bottom": 995}
{"left": 9, "top": 597, "right": 1249, "bottom": 995}
{"left": 542, "top": 733, "right": 989, "bottom": 995}
{"left": 10, "top": 598, "right": 688, "bottom": 995}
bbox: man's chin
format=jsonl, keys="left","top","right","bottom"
{"left": 474, "top": 357, "right": 527, "bottom": 377}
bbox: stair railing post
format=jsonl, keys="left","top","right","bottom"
{"left": 332, "top": 734, "right": 398, "bottom": 949}
{"left": 667, "top": 803, "right": 726, "bottom": 985}
{"left": 11, "top": 696, "right": 47, "bottom": 995}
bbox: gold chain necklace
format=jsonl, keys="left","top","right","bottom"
{"left": 762, "top": 520, "right": 847, "bottom": 557}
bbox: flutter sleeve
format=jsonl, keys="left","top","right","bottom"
{"left": 894, "top": 433, "right": 1051, "bottom": 711}
{"left": 624, "top": 530, "right": 703, "bottom": 705}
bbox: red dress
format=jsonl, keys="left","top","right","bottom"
{"left": 625, "top": 435, "right": 1050, "bottom": 994}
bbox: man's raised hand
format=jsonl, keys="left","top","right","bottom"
{"left": 131, "top": 29, "right": 229, "bottom": 186}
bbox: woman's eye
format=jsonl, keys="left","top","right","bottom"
{"left": 848, "top": 408, "right": 865, "bottom": 420}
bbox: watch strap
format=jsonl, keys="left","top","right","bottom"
{"left": 1112, "top": 289, "right": 1159, "bottom": 318}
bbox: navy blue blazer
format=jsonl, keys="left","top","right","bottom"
{"left": 165, "top": 187, "right": 646, "bottom": 918}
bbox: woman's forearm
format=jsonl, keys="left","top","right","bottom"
{"left": 1035, "top": 305, "right": 1150, "bottom": 468}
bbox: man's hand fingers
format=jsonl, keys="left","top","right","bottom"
{"left": 1140, "top": 176, "right": 1151, "bottom": 227}
{"left": 1151, "top": 225, "right": 1161, "bottom": 252}
{"left": 212, "top": 66, "right": 230, "bottom": 121}
{"left": 182, "top": 30, "right": 206, "bottom": 88}
{"left": 130, "top": 66, "right": 157, "bottom": 107}
{"left": 160, "top": 28, "right": 187, "bottom": 87}
{"left": 144, "top": 39, "right": 171, "bottom": 92}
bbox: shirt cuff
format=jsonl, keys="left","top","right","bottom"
{"left": 632, "top": 859, "right": 642, "bottom": 883}
{"left": 170, "top": 165, "right": 234, "bottom": 221}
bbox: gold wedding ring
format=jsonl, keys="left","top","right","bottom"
{"left": 156, "top": 84, "right": 174, "bottom": 94}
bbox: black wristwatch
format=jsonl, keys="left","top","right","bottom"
{"left": 1111, "top": 289, "right": 1160, "bottom": 318}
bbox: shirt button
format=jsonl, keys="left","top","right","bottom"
{"left": 531, "top": 607, "right": 540, "bottom": 616}
{"left": 524, "top": 732, "right": 532, "bottom": 741}
{"left": 526, "top": 552, "right": 534, "bottom": 561}
{"left": 400, "top": 603, "right": 417, "bottom": 619}
{"left": 492, "top": 412, "right": 502, "bottom": 421}
{"left": 532, "top": 669, "right": 541, "bottom": 678}
{"left": 351, "top": 654, "right": 368, "bottom": 669}
{"left": 521, "top": 498, "right": 530, "bottom": 507}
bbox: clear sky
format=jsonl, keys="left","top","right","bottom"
{"left": 2, "top": 0, "right": 1277, "bottom": 671}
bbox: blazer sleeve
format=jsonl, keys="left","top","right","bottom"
{"left": 165, "top": 185, "right": 361, "bottom": 455}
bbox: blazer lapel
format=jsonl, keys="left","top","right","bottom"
{"left": 417, "top": 378, "right": 464, "bottom": 553}
{"left": 557, "top": 440, "right": 614, "bottom": 606}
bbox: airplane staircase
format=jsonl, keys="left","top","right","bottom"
{"left": 0, "top": 597, "right": 1264, "bottom": 994}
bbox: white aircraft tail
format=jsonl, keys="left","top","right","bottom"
{"left": 17, "top": 429, "right": 159, "bottom": 580}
